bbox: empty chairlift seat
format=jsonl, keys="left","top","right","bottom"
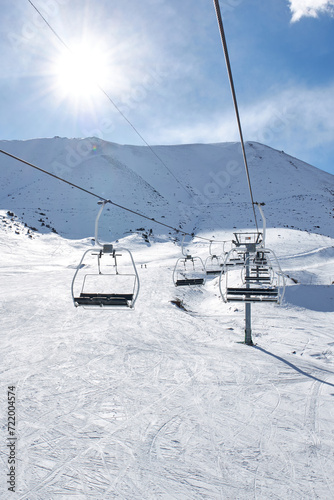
{"left": 72, "top": 246, "right": 140, "bottom": 309}
{"left": 173, "top": 255, "right": 206, "bottom": 286}
{"left": 173, "top": 235, "right": 206, "bottom": 287}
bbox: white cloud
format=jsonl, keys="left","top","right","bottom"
{"left": 288, "top": 0, "right": 334, "bottom": 22}
{"left": 149, "top": 83, "right": 334, "bottom": 168}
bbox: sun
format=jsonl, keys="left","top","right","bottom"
{"left": 53, "top": 42, "right": 109, "bottom": 102}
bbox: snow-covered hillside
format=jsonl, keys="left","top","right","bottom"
{"left": 0, "top": 137, "right": 334, "bottom": 499}
{"left": 1, "top": 137, "right": 333, "bottom": 239}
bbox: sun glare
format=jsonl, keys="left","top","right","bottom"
{"left": 53, "top": 42, "right": 109, "bottom": 101}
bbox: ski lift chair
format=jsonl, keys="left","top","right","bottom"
{"left": 219, "top": 247, "right": 285, "bottom": 304}
{"left": 71, "top": 201, "right": 140, "bottom": 309}
{"left": 173, "top": 235, "right": 206, "bottom": 286}
{"left": 220, "top": 203, "right": 285, "bottom": 303}
{"left": 223, "top": 247, "right": 246, "bottom": 268}
{"left": 205, "top": 241, "right": 226, "bottom": 275}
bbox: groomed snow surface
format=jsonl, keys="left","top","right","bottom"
{"left": 0, "top": 225, "right": 334, "bottom": 499}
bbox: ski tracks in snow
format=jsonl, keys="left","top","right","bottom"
{"left": 1, "top": 247, "right": 334, "bottom": 498}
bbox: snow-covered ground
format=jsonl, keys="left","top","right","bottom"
{"left": 0, "top": 138, "right": 334, "bottom": 498}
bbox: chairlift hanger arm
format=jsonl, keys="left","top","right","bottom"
{"left": 209, "top": 240, "right": 214, "bottom": 257}
{"left": 181, "top": 234, "right": 190, "bottom": 257}
{"left": 208, "top": 239, "right": 225, "bottom": 258}
{"left": 95, "top": 200, "right": 111, "bottom": 247}
{"left": 255, "top": 203, "right": 266, "bottom": 247}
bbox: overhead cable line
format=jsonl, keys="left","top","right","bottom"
{"left": 213, "top": 0, "right": 259, "bottom": 232}
{"left": 27, "top": 0, "right": 69, "bottom": 50}
{"left": 0, "top": 148, "right": 228, "bottom": 244}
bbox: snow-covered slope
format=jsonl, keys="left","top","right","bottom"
{"left": 0, "top": 137, "right": 334, "bottom": 499}
{"left": 1, "top": 137, "right": 333, "bottom": 239}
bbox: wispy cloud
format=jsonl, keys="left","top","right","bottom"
{"left": 288, "top": 0, "right": 334, "bottom": 22}
{"left": 149, "top": 82, "right": 334, "bottom": 165}
{"left": 242, "top": 84, "right": 334, "bottom": 151}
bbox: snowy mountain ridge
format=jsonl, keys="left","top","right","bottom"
{"left": 1, "top": 137, "right": 333, "bottom": 240}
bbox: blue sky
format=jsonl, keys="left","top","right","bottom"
{"left": 0, "top": 0, "right": 333, "bottom": 174}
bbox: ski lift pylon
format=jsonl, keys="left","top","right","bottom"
{"left": 173, "top": 235, "right": 206, "bottom": 286}
{"left": 71, "top": 200, "right": 140, "bottom": 309}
